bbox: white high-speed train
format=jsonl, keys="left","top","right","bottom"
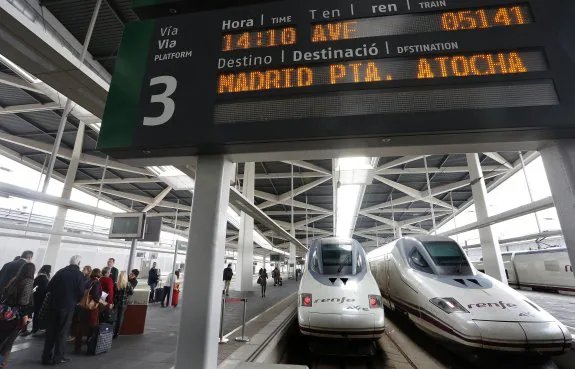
{"left": 298, "top": 238, "right": 385, "bottom": 339}
{"left": 368, "top": 236, "right": 572, "bottom": 354}
{"left": 474, "top": 248, "right": 575, "bottom": 295}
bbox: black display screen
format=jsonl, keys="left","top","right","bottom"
{"left": 98, "top": 0, "right": 575, "bottom": 158}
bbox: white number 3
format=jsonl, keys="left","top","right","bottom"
{"left": 143, "top": 76, "right": 177, "bottom": 126}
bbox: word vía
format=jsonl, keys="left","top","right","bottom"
{"left": 467, "top": 301, "right": 517, "bottom": 309}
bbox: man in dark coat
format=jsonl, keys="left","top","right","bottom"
{"left": 148, "top": 262, "right": 159, "bottom": 303}
{"left": 41, "top": 255, "right": 85, "bottom": 365}
{"left": 0, "top": 251, "right": 33, "bottom": 291}
{"left": 107, "top": 258, "right": 119, "bottom": 284}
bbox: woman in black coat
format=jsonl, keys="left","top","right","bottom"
{"left": 31, "top": 265, "right": 51, "bottom": 334}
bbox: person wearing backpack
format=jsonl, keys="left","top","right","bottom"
{"left": 0, "top": 263, "right": 34, "bottom": 368}
{"left": 42, "top": 256, "right": 85, "bottom": 365}
{"left": 222, "top": 264, "right": 233, "bottom": 297}
{"left": 73, "top": 269, "right": 102, "bottom": 355}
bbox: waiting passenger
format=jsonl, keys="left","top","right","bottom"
{"left": 42, "top": 255, "right": 85, "bottom": 365}
{"left": 272, "top": 267, "right": 280, "bottom": 286}
{"left": 161, "top": 270, "right": 178, "bottom": 308}
{"left": 258, "top": 268, "right": 268, "bottom": 298}
{"left": 100, "top": 267, "right": 114, "bottom": 309}
{"left": 74, "top": 269, "right": 102, "bottom": 354}
{"left": 107, "top": 258, "right": 119, "bottom": 284}
{"left": 113, "top": 271, "right": 133, "bottom": 338}
{"left": 31, "top": 265, "right": 51, "bottom": 335}
{"left": 222, "top": 264, "right": 233, "bottom": 296}
{"left": 0, "top": 251, "right": 33, "bottom": 291}
{"left": 81, "top": 266, "right": 92, "bottom": 287}
{"left": 0, "top": 263, "right": 34, "bottom": 368}
{"left": 128, "top": 269, "right": 139, "bottom": 289}
{"left": 148, "top": 262, "right": 159, "bottom": 303}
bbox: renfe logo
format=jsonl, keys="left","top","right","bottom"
{"left": 468, "top": 301, "right": 517, "bottom": 309}
{"left": 314, "top": 297, "right": 355, "bottom": 304}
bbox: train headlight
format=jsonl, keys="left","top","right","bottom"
{"left": 369, "top": 295, "right": 382, "bottom": 309}
{"left": 429, "top": 297, "right": 469, "bottom": 314}
{"left": 301, "top": 293, "right": 312, "bottom": 307}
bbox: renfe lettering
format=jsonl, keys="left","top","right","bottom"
{"left": 467, "top": 301, "right": 518, "bottom": 309}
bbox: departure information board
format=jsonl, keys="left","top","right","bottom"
{"left": 98, "top": 0, "right": 575, "bottom": 159}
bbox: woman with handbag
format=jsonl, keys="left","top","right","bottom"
{"left": 257, "top": 268, "right": 268, "bottom": 298}
{"left": 74, "top": 268, "right": 102, "bottom": 354}
{"left": 0, "top": 263, "right": 34, "bottom": 368}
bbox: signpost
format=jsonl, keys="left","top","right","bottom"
{"left": 98, "top": 0, "right": 575, "bottom": 159}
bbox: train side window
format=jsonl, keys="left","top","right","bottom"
{"left": 409, "top": 249, "right": 433, "bottom": 273}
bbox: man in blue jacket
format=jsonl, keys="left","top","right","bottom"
{"left": 41, "top": 255, "right": 85, "bottom": 365}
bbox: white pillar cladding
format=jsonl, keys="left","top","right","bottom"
{"left": 42, "top": 122, "right": 85, "bottom": 268}
{"left": 237, "top": 162, "right": 255, "bottom": 291}
{"left": 174, "top": 156, "right": 233, "bottom": 369}
{"left": 394, "top": 225, "right": 403, "bottom": 238}
{"left": 466, "top": 153, "right": 507, "bottom": 283}
{"left": 540, "top": 141, "right": 575, "bottom": 276}
{"left": 289, "top": 225, "right": 296, "bottom": 276}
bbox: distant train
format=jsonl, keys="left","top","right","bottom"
{"left": 368, "top": 236, "right": 572, "bottom": 354}
{"left": 298, "top": 238, "right": 385, "bottom": 339}
{"left": 473, "top": 248, "right": 575, "bottom": 295}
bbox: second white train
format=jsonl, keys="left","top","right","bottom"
{"left": 368, "top": 235, "right": 572, "bottom": 354}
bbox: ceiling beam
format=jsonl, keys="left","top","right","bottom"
{"left": 359, "top": 212, "right": 397, "bottom": 227}
{"left": 0, "top": 131, "right": 152, "bottom": 176}
{"left": 75, "top": 178, "right": 163, "bottom": 185}
{"left": 79, "top": 185, "right": 190, "bottom": 211}
{"left": 432, "top": 151, "right": 539, "bottom": 233}
{"left": 143, "top": 186, "right": 172, "bottom": 213}
{"left": 264, "top": 210, "right": 325, "bottom": 216}
{"left": 254, "top": 190, "right": 278, "bottom": 201}
{"left": 366, "top": 208, "right": 451, "bottom": 214}
{"left": 440, "top": 196, "right": 554, "bottom": 237}
{"left": 378, "top": 166, "right": 509, "bottom": 175}
{"left": 0, "top": 102, "right": 61, "bottom": 115}
{"left": 0, "top": 72, "right": 44, "bottom": 94}
{"left": 238, "top": 172, "right": 330, "bottom": 180}
{"left": 430, "top": 172, "right": 503, "bottom": 197}
{"left": 375, "top": 155, "right": 428, "bottom": 173}
{"left": 258, "top": 177, "right": 331, "bottom": 209}
{"left": 374, "top": 175, "right": 453, "bottom": 209}
{"left": 281, "top": 160, "right": 331, "bottom": 175}
{"left": 484, "top": 152, "right": 513, "bottom": 169}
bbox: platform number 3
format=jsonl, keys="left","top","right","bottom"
{"left": 143, "top": 76, "right": 177, "bottom": 126}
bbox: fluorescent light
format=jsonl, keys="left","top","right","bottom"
{"left": 335, "top": 157, "right": 375, "bottom": 185}
{"left": 336, "top": 184, "right": 361, "bottom": 238}
{"left": 334, "top": 157, "right": 377, "bottom": 238}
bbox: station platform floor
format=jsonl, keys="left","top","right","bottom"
{"left": 6, "top": 277, "right": 299, "bottom": 369}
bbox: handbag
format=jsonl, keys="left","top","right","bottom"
{"left": 38, "top": 292, "right": 52, "bottom": 321}
{"left": 0, "top": 305, "right": 20, "bottom": 322}
{"left": 79, "top": 286, "right": 99, "bottom": 311}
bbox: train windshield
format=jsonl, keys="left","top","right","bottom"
{"left": 421, "top": 241, "right": 472, "bottom": 275}
{"left": 321, "top": 243, "right": 353, "bottom": 274}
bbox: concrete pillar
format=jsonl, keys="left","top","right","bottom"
{"left": 540, "top": 141, "right": 575, "bottom": 276}
{"left": 236, "top": 162, "right": 255, "bottom": 291}
{"left": 42, "top": 122, "right": 85, "bottom": 268}
{"left": 466, "top": 153, "right": 507, "bottom": 283}
{"left": 174, "top": 156, "right": 233, "bottom": 369}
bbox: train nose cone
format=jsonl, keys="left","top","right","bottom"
{"left": 519, "top": 322, "right": 571, "bottom": 353}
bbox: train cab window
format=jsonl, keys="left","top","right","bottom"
{"left": 357, "top": 254, "right": 363, "bottom": 272}
{"left": 421, "top": 241, "right": 472, "bottom": 275}
{"left": 409, "top": 249, "right": 433, "bottom": 273}
{"left": 321, "top": 243, "right": 353, "bottom": 274}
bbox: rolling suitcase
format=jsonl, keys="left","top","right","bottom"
{"left": 154, "top": 287, "right": 165, "bottom": 303}
{"left": 88, "top": 323, "right": 113, "bottom": 355}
